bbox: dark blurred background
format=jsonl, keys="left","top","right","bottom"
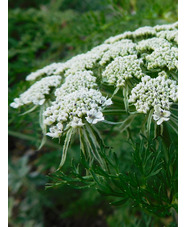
{"left": 8, "top": 0, "right": 178, "bottom": 226}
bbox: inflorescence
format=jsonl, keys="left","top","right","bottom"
{"left": 10, "top": 75, "right": 62, "bottom": 108}
{"left": 129, "top": 72, "right": 177, "bottom": 124}
{"left": 11, "top": 22, "right": 178, "bottom": 139}
{"left": 102, "top": 55, "right": 144, "bottom": 87}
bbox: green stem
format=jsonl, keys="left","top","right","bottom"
{"left": 8, "top": 130, "right": 62, "bottom": 150}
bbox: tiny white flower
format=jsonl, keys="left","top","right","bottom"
{"left": 70, "top": 117, "right": 84, "bottom": 128}
{"left": 46, "top": 126, "right": 62, "bottom": 138}
{"left": 153, "top": 105, "right": 170, "bottom": 125}
{"left": 85, "top": 109, "right": 104, "bottom": 124}
{"left": 57, "top": 122, "right": 63, "bottom": 130}
{"left": 102, "top": 98, "right": 113, "bottom": 106}
{"left": 38, "top": 99, "right": 45, "bottom": 105}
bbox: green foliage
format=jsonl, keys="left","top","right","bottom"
{"left": 48, "top": 132, "right": 178, "bottom": 216}
{"left": 8, "top": 8, "right": 77, "bottom": 86}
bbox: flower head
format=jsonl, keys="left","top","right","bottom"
{"left": 129, "top": 72, "right": 177, "bottom": 124}
{"left": 10, "top": 22, "right": 177, "bottom": 133}
{"left": 10, "top": 75, "right": 62, "bottom": 108}
{"left": 102, "top": 55, "right": 144, "bottom": 88}
{"left": 44, "top": 88, "right": 112, "bottom": 138}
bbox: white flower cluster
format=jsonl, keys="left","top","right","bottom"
{"left": 145, "top": 46, "right": 178, "bottom": 70}
{"left": 44, "top": 88, "right": 112, "bottom": 138}
{"left": 53, "top": 44, "right": 110, "bottom": 77}
{"left": 53, "top": 40, "right": 136, "bottom": 76}
{"left": 156, "top": 30, "right": 178, "bottom": 44}
{"left": 104, "top": 27, "right": 156, "bottom": 44}
{"left": 99, "top": 40, "right": 136, "bottom": 66}
{"left": 42, "top": 70, "right": 112, "bottom": 138}
{"left": 10, "top": 76, "right": 62, "bottom": 108}
{"left": 154, "top": 22, "right": 178, "bottom": 32}
{"left": 22, "top": 22, "right": 177, "bottom": 89}
{"left": 136, "top": 37, "right": 171, "bottom": 52}
{"left": 136, "top": 37, "right": 178, "bottom": 71}
{"left": 26, "top": 63, "right": 64, "bottom": 81}
{"left": 129, "top": 72, "right": 178, "bottom": 124}
{"left": 55, "top": 53, "right": 98, "bottom": 77}
{"left": 11, "top": 22, "right": 178, "bottom": 134}
{"left": 102, "top": 55, "right": 144, "bottom": 87}
{"left": 104, "top": 22, "right": 178, "bottom": 44}
{"left": 130, "top": 26, "right": 156, "bottom": 38}
{"left": 54, "top": 71, "right": 97, "bottom": 98}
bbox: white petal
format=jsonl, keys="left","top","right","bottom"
{"left": 153, "top": 115, "right": 160, "bottom": 121}
{"left": 154, "top": 104, "right": 161, "bottom": 113}
{"left": 85, "top": 116, "right": 93, "bottom": 124}
{"left": 104, "top": 99, "right": 113, "bottom": 106}
{"left": 162, "top": 117, "right": 170, "bottom": 122}
{"left": 96, "top": 112, "right": 103, "bottom": 119}
{"left": 157, "top": 118, "right": 164, "bottom": 125}
{"left": 163, "top": 110, "right": 170, "bottom": 118}
{"left": 92, "top": 116, "right": 104, "bottom": 124}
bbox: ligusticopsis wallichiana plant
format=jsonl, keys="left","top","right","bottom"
{"left": 10, "top": 22, "right": 178, "bottom": 219}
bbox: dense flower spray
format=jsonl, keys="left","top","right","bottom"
{"left": 11, "top": 22, "right": 178, "bottom": 166}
